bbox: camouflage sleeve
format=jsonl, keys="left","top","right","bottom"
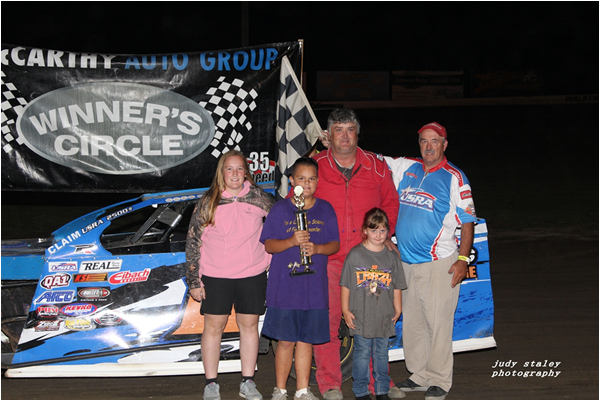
{"left": 261, "top": 188, "right": 276, "bottom": 213}
{"left": 185, "top": 200, "right": 207, "bottom": 290}
{"left": 250, "top": 184, "right": 276, "bottom": 214}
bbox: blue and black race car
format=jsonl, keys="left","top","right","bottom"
{"left": 1, "top": 182, "right": 495, "bottom": 380}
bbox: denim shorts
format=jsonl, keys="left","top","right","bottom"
{"left": 261, "top": 307, "right": 330, "bottom": 344}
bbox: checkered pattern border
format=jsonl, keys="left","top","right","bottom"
{"left": 199, "top": 76, "right": 258, "bottom": 159}
{"left": 1, "top": 71, "right": 28, "bottom": 153}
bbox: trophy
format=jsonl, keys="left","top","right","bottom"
{"left": 288, "top": 185, "right": 315, "bottom": 276}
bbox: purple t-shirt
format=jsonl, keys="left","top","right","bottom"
{"left": 260, "top": 197, "right": 339, "bottom": 310}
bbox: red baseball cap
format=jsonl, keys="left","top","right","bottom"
{"left": 418, "top": 122, "right": 447, "bottom": 140}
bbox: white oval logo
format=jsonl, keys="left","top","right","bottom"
{"left": 17, "top": 83, "right": 215, "bottom": 174}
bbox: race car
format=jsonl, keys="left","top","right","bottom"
{"left": 1, "top": 182, "right": 495, "bottom": 379}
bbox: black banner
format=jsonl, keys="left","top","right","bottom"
{"left": 1, "top": 42, "right": 302, "bottom": 192}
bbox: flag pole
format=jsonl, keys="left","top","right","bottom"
{"left": 298, "top": 39, "right": 304, "bottom": 88}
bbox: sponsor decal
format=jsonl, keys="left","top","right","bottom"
{"left": 247, "top": 152, "right": 275, "bottom": 183}
{"left": 64, "top": 317, "right": 95, "bottom": 331}
{"left": 460, "top": 190, "right": 472, "bottom": 200}
{"left": 94, "top": 311, "right": 124, "bottom": 326}
{"left": 77, "top": 287, "right": 111, "bottom": 302}
{"left": 73, "top": 273, "right": 108, "bottom": 282}
{"left": 406, "top": 172, "right": 418, "bottom": 179}
{"left": 35, "top": 290, "right": 75, "bottom": 304}
{"left": 109, "top": 268, "right": 151, "bottom": 285}
{"left": 61, "top": 303, "right": 97, "bottom": 317}
{"left": 106, "top": 206, "right": 133, "bottom": 221}
{"left": 34, "top": 320, "right": 61, "bottom": 332}
{"left": 48, "top": 261, "right": 78, "bottom": 272}
{"left": 36, "top": 305, "right": 60, "bottom": 319}
{"left": 40, "top": 273, "right": 72, "bottom": 289}
{"left": 72, "top": 244, "right": 97, "bottom": 254}
{"left": 79, "top": 259, "right": 122, "bottom": 273}
{"left": 464, "top": 202, "right": 476, "bottom": 217}
{"left": 16, "top": 82, "right": 216, "bottom": 175}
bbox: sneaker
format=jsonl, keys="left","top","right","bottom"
{"left": 375, "top": 395, "right": 390, "bottom": 400}
{"left": 424, "top": 386, "right": 447, "bottom": 400}
{"left": 388, "top": 386, "right": 406, "bottom": 399}
{"left": 294, "top": 388, "right": 319, "bottom": 400}
{"left": 322, "top": 389, "right": 343, "bottom": 400}
{"left": 240, "top": 380, "right": 263, "bottom": 400}
{"left": 397, "top": 379, "right": 427, "bottom": 392}
{"left": 203, "top": 382, "right": 221, "bottom": 400}
{"left": 272, "top": 387, "right": 288, "bottom": 400}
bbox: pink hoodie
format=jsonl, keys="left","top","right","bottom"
{"left": 199, "top": 181, "right": 272, "bottom": 280}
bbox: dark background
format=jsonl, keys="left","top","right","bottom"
{"left": 1, "top": 2, "right": 598, "bottom": 97}
{"left": 1, "top": 0, "right": 597, "bottom": 255}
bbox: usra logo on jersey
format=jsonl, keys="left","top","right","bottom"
{"left": 399, "top": 187, "right": 436, "bottom": 212}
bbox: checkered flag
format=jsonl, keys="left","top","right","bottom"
{"left": 199, "top": 76, "right": 258, "bottom": 159}
{"left": 1, "top": 71, "right": 28, "bottom": 153}
{"left": 275, "top": 56, "right": 322, "bottom": 199}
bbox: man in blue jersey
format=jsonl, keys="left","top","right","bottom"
{"left": 384, "top": 122, "right": 476, "bottom": 401}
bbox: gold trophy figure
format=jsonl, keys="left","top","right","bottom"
{"left": 289, "top": 185, "right": 315, "bottom": 276}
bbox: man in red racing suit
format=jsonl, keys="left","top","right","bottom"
{"left": 311, "top": 109, "right": 400, "bottom": 400}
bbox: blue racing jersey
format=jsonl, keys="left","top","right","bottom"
{"left": 384, "top": 156, "right": 477, "bottom": 264}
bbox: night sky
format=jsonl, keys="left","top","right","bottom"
{"left": 2, "top": 1, "right": 597, "bottom": 96}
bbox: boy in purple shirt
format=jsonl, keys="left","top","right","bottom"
{"left": 260, "top": 157, "right": 340, "bottom": 400}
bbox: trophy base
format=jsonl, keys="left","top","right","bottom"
{"left": 289, "top": 268, "right": 316, "bottom": 276}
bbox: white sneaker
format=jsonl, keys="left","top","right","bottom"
{"left": 272, "top": 387, "right": 288, "bottom": 400}
{"left": 240, "top": 379, "right": 263, "bottom": 400}
{"left": 294, "top": 388, "right": 319, "bottom": 400}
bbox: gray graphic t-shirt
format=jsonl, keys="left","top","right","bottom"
{"left": 340, "top": 244, "right": 407, "bottom": 338}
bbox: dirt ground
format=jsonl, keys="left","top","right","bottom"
{"left": 2, "top": 103, "right": 598, "bottom": 399}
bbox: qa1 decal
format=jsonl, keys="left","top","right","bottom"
{"left": 40, "top": 273, "right": 71, "bottom": 290}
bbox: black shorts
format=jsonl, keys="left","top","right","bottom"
{"left": 200, "top": 271, "right": 267, "bottom": 315}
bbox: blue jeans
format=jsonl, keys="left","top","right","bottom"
{"left": 352, "top": 335, "right": 391, "bottom": 397}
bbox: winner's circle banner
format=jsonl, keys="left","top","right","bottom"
{"left": 1, "top": 42, "right": 302, "bottom": 192}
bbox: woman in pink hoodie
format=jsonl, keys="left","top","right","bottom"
{"left": 186, "top": 150, "right": 275, "bottom": 400}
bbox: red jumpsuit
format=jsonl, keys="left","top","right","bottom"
{"left": 312, "top": 148, "right": 399, "bottom": 394}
